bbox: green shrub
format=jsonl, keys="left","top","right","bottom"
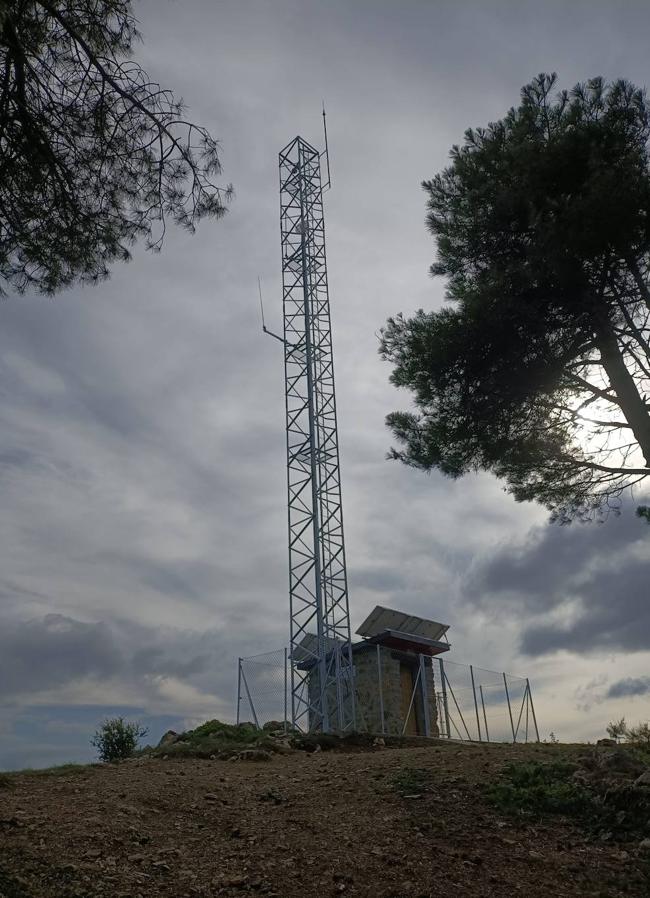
{"left": 486, "top": 757, "right": 650, "bottom": 844}
{"left": 627, "top": 722, "right": 650, "bottom": 746}
{"left": 189, "top": 719, "right": 259, "bottom": 742}
{"left": 486, "top": 760, "right": 589, "bottom": 817}
{"left": 145, "top": 719, "right": 269, "bottom": 759}
{"left": 606, "top": 717, "right": 627, "bottom": 743}
{"left": 606, "top": 718, "right": 650, "bottom": 749}
{"left": 91, "top": 717, "right": 148, "bottom": 763}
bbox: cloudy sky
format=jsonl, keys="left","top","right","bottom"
{"left": 2, "top": 0, "right": 649, "bottom": 769}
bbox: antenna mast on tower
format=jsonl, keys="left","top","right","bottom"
{"left": 278, "top": 125, "right": 355, "bottom": 733}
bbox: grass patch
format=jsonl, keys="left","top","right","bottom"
{"left": 151, "top": 721, "right": 380, "bottom": 759}
{"left": 486, "top": 760, "right": 588, "bottom": 816}
{"left": 145, "top": 720, "right": 278, "bottom": 759}
{"left": 189, "top": 720, "right": 260, "bottom": 742}
{"left": 486, "top": 758, "right": 650, "bottom": 843}
{"left": 391, "top": 767, "right": 430, "bottom": 796}
{"left": 626, "top": 743, "right": 650, "bottom": 767}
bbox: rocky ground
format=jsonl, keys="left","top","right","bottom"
{"left": 1, "top": 740, "right": 649, "bottom": 898}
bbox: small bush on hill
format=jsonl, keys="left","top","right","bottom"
{"left": 190, "top": 720, "right": 259, "bottom": 743}
{"left": 627, "top": 722, "right": 650, "bottom": 746}
{"left": 486, "top": 753, "right": 650, "bottom": 844}
{"left": 606, "top": 718, "right": 628, "bottom": 743}
{"left": 92, "top": 718, "right": 148, "bottom": 763}
{"left": 144, "top": 720, "right": 277, "bottom": 759}
{"left": 606, "top": 718, "right": 650, "bottom": 760}
{"left": 486, "top": 760, "right": 588, "bottom": 817}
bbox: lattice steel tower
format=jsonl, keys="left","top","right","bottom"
{"left": 278, "top": 130, "right": 355, "bottom": 734}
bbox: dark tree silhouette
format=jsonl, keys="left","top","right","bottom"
{"left": 0, "top": 1, "right": 232, "bottom": 294}
{"left": 381, "top": 74, "right": 650, "bottom": 520}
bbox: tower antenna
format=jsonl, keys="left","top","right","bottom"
{"left": 278, "top": 127, "right": 355, "bottom": 733}
{"left": 321, "top": 103, "right": 332, "bottom": 190}
{"left": 258, "top": 277, "right": 284, "bottom": 344}
{"left": 258, "top": 276, "right": 266, "bottom": 329}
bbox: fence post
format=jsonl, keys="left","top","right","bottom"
{"left": 290, "top": 646, "right": 297, "bottom": 732}
{"left": 419, "top": 654, "right": 432, "bottom": 737}
{"left": 526, "top": 685, "right": 530, "bottom": 744}
{"left": 348, "top": 641, "right": 357, "bottom": 732}
{"left": 333, "top": 641, "right": 343, "bottom": 732}
{"left": 401, "top": 666, "right": 421, "bottom": 736}
{"left": 526, "top": 678, "right": 540, "bottom": 742}
{"left": 236, "top": 657, "right": 242, "bottom": 725}
{"left": 469, "top": 665, "right": 482, "bottom": 742}
{"left": 240, "top": 665, "right": 260, "bottom": 729}
{"left": 514, "top": 684, "right": 528, "bottom": 743}
{"left": 479, "top": 684, "right": 490, "bottom": 742}
{"left": 438, "top": 657, "right": 450, "bottom": 738}
{"left": 503, "top": 672, "right": 516, "bottom": 742}
{"left": 445, "top": 671, "right": 473, "bottom": 741}
{"left": 284, "top": 647, "right": 288, "bottom": 734}
{"left": 376, "top": 644, "right": 385, "bottom": 734}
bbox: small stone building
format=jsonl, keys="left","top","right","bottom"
{"left": 307, "top": 606, "right": 450, "bottom": 737}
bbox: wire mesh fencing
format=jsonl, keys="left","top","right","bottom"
{"left": 236, "top": 648, "right": 539, "bottom": 743}
{"left": 237, "top": 649, "right": 288, "bottom": 730}
{"left": 437, "top": 658, "right": 538, "bottom": 744}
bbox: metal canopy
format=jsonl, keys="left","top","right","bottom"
{"left": 356, "top": 605, "right": 449, "bottom": 643}
{"left": 363, "top": 630, "right": 450, "bottom": 657}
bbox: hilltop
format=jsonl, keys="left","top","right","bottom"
{"left": 1, "top": 738, "right": 649, "bottom": 897}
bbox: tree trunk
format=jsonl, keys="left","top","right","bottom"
{"left": 594, "top": 316, "right": 650, "bottom": 467}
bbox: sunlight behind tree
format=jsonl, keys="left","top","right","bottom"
{"left": 382, "top": 74, "right": 650, "bottom": 520}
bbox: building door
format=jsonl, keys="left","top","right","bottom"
{"left": 400, "top": 664, "right": 419, "bottom": 735}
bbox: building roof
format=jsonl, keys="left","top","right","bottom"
{"left": 295, "top": 605, "right": 451, "bottom": 669}
{"left": 358, "top": 629, "right": 450, "bottom": 657}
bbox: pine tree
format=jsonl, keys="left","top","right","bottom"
{"left": 382, "top": 74, "right": 650, "bottom": 520}
{"left": 0, "top": 1, "right": 232, "bottom": 294}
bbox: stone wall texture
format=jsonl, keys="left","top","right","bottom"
{"left": 308, "top": 646, "right": 439, "bottom": 737}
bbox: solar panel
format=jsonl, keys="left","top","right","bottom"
{"left": 291, "top": 632, "right": 344, "bottom": 663}
{"left": 355, "top": 605, "right": 448, "bottom": 642}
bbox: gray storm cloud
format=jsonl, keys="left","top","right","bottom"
{"left": 0, "top": 613, "right": 223, "bottom": 703}
{"left": 465, "top": 509, "right": 650, "bottom": 656}
{"left": 607, "top": 677, "right": 650, "bottom": 699}
{"left": 0, "top": 615, "right": 121, "bottom": 698}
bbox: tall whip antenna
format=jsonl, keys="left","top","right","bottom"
{"left": 258, "top": 276, "right": 284, "bottom": 344}
{"left": 321, "top": 103, "right": 332, "bottom": 190}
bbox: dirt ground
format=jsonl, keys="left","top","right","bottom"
{"left": 0, "top": 741, "right": 645, "bottom": 898}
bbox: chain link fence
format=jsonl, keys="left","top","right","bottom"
{"left": 436, "top": 658, "right": 538, "bottom": 743}
{"left": 236, "top": 649, "right": 288, "bottom": 730}
{"left": 236, "top": 648, "right": 539, "bottom": 743}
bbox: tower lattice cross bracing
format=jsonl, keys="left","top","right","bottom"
{"left": 279, "top": 135, "right": 355, "bottom": 734}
